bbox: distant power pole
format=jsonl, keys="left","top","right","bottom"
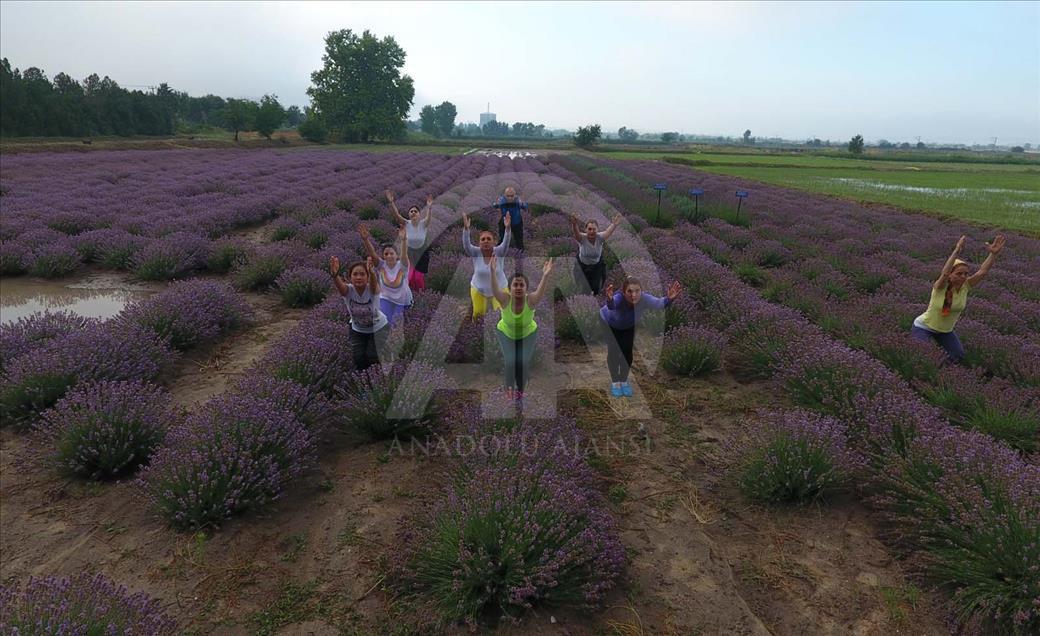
{"left": 991, "top": 137, "right": 998, "bottom": 148}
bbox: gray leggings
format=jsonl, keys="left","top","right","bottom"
{"left": 496, "top": 330, "right": 537, "bottom": 391}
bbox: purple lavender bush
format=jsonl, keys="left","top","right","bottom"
{"left": 336, "top": 362, "right": 448, "bottom": 440}
{"left": 132, "top": 231, "right": 209, "bottom": 280}
{"left": 205, "top": 237, "right": 250, "bottom": 274}
{"left": 275, "top": 266, "right": 331, "bottom": 308}
{"left": 0, "top": 322, "right": 174, "bottom": 429}
{"left": 0, "top": 572, "right": 178, "bottom": 635}
{"left": 736, "top": 409, "right": 865, "bottom": 503}
{"left": 0, "top": 241, "right": 31, "bottom": 274}
{"left": 140, "top": 394, "right": 316, "bottom": 529}
{"left": 120, "top": 280, "right": 253, "bottom": 350}
{"left": 555, "top": 295, "right": 604, "bottom": 344}
{"left": 255, "top": 318, "right": 354, "bottom": 398}
{"left": 28, "top": 242, "right": 79, "bottom": 278}
{"left": 394, "top": 417, "right": 624, "bottom": 627}
{"left": 0, "top": 310, "right": 96, "bottom": 371}
{"left": 661, "top": 325, "right": 725, "bottom": 376}
{"left": 34, "top": 380, "right": 172, "bottom": 479}
{"left": 230, "top": 373, "right": 333, "bottom": 434}
{"left": 871, "top": 425, "right": 1040, "bottom": 634}
{"left": 232, "top": 241, "right": 307, "bottom": 291}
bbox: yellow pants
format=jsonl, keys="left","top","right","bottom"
{"left": 470, "top": 286, "right": 502, "bottom": 318}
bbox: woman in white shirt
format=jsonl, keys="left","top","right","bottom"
{"left": 329, "top": 254, "right": 389, "bottom": 371}
{"left": 358, "top": 223, "right": 412, "bottom": 327}
{"left": 569, "top": 213, "right": 622, "bottom": 294}
{"left": 386, "top": 190, "right": 433, "bottom": 291}
{"left": 461, "top": 212, "right": 512, "bottom": 318}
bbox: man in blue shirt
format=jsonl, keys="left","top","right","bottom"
{"left": 495, "top": 186, "right": 527, "bottom": 251}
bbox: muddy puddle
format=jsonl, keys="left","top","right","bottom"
{"left": 0, "top": 273, "right": 155, "bottom": 324}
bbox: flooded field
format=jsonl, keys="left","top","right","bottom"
{"left": 0, "top": 272, "right": 156, "bottom": 324}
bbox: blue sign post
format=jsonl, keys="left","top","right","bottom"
{"left": 735, "top": 190, "right": 749, "bottom": 222}
{"left": 689, "top": 188, "right": 704, "bottom": 220}
{"left": 653, "top": 183, "right": 667, "bottom": 223}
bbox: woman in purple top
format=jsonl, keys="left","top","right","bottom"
{"left": 600, "top": 276, "right": 682, "bottom": 397}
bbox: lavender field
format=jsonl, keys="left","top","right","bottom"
{"left": 1, "top": 148, "right": 1037, "bottom": 634}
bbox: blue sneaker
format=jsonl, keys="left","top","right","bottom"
{"left": 621, "top": 382, "right": 634, "bottom": 397}
{"left": 610, "top": 384, "right": 623, "bottom": 397}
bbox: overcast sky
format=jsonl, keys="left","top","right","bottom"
{"left": 1, "top": 1, "right": 1037, "bottom": 144}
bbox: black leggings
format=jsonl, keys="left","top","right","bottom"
{"left": 577, "top": 258, "right": 607, "bottom": 295}
{"left": 497, "top": 218, "right": 524, "bottom": 251}
{"left": 408, "top": 245, "right": 430, "bottom": 274}
{"left": 604, "top": 324, "right": 635, "bottom": 383}
{"left": 350, "top": 326, "right": 388, "bottom": 371}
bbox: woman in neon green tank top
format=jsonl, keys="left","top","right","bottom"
{"left": 488, "top": 255, "right": 555, "bottom": 400}
{"left": 910, "top": 233, "right": 1006, "bottom": 362}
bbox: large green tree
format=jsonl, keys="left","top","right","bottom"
{"left": 434, "top": 101, "right": 456, "bottom": 137}
{"left": 254, "top": 94, "right": 286, "bottom": 139}
{"left": 223, "top": 98, "right": 255, "bottom": 141}
{"left": 574, "top": 124, "right": 601, "bottom": 148}
{"left": 419, "top": 104, "right": 438, "bottom": 136}
{"left": 307, "top": 29, "right": 415, "bottom": 142}
{"left": 848, "top": 134, "right": 865, "bottom": 154}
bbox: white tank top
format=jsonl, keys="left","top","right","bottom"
{"left": 577, "top": 234, "right": 605, "bottom": 265}
{"left": 345, "top": 285, "right": 388, "bottom": 333}
{"left": 378, "top": 259, "right": 412, "bottom": 306}
{"left": 405, "top": 219, "right": 428, "bottom": 249}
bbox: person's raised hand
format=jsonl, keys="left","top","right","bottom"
{"left": 367, "top": 256, "right": 377, "bottom": 271}
{"left": 462, "top": 212, "right": 471, "bottom": 229}
{"left": 955, "top": 235, "right": 967, "bottom": 252}
{"left": 605, "top": 283, "right": 615, "bottom": 298}
{"left": 612, "top": 213, "right": 623, "bottom": 225}
{"left": 329, "top": 256, "right": 340, "bottom": 277}
{"left": 426, "top": 193, "right": 434, "bottom": 206}
{"left": 986, "top": 234, "right": 1006, "bottom": 255}
{"left": 667, "top": 281, "right": 682, "bottom": 300}
{"left": 488, "top": 255, "right": 497, "bottom": 271}
{"left": 398, "top": 226, "right": 406, "bottom": 240}
{"left": 543, "top": 257, "right": 554, "bottom": 275}
{"left": 385, "top": 190, "right": 395, "bottom": 203}
{"left": 358, "top": 223, "right": 370, "bottom": 238}
{"left": 503, "top": 212, "right": 512, "bottom": 228}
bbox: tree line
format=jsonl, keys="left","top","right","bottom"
{"left": 0, "top": 58, "right": 300, "bottom": 139}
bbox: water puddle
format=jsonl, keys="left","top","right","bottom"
{"left": 0, "top": 274, "right": 153, "bottom": 325}
{"left": 466, "top": 149, "right": 541, "bottom": 159}
{"left": 819, "top": 177, "right": 1037, "bottom": 197}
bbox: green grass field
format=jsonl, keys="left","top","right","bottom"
{"left": 603, "top": 150, "right": 1040, "bottom": 233}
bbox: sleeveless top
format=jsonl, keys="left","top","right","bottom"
{"left": 497, "top": 299, "right": 537, "bottom": 340}
{"left": 463, "top": 227, "right": 510, "bottom": 296}
{"left": 577, "top": 233, "right": 605, "bottom": 265}
{"left": 378, "top": 259, "right": 412, "bottom": 306}
{"left": 405, "top": 218, "right": 428, "bottom": 249}
{"left": 914, "top": 283, "right": 970, "bottom": 333}
{"left": 345, "top": 285, "right": 388, "bottom": 334}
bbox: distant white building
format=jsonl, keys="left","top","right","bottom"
{"left": 479, "top": 103, "right": 496, "bottom": 127}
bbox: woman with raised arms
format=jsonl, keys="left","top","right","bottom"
{"left": 461, "top": 211, "right": 512, "bottom": 319}
{"left": 569, "top": 212, "right": 622, "bottom": 295}
{"left": 358, "top": 223, "right": 412, "bottom": 327}
{"left": 329, "top": 254, "right": 390, "bottom": 371}
{"left": 601, "top": 276, "right": 683, "bottom": 398}
{"left": 386, "top": 190, "right": 433, "bottom": 291}
{"left": 488, "top": 255, "right": 555, "bottom": 400}
{"left": 910, "top": 233, "right": 1006, "bottom": 363}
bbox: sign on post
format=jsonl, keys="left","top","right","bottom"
{"left": 688, "top": 188, "right": 704, "bottom": 219}
{"left": 735, "top": 190, "right": 749, "bottom": 220}
{"left": 653, "top": 183, "right": 667, "bottom": 223}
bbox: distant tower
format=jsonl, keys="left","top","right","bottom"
{"left": 479, "top": 102, "right": 496, "bottom": 127}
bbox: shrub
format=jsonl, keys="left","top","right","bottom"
{"left": 0, "top": 572, "right": 178, "bottom": 634}
{"left": 871, "top": 426, "right": 1040, "bottom": 633}
{"left": 120, "top": 280, "right": 253, "bottom": 350}
{"left": 426, "top": 252, "right": 461, "bottom": 294}
{"left": 0, "top": 323, "right": 174, "bottom": 429}
{"left": 395, "top": 417, "right": 624, "bottom": 626}
{"left": 230, "top": 373, "right": 333, "bottom": 434}
{"left": 275, "top": 267, "right": 331, "bottom": 308}
{"left": 555, "top": 295, "right": 604, "bottom": 343}
{"left": 34, "top": 380, "right": 172, "bottom": 479}
{"left": 867, "top": 332, "right": 946, "bottom": 384}
{"left": 0, "top": 241, "right": 31, "bottom": 274}
{"left": 337, "top": 362, "right": 448, "bottom": 440}
{"left": 256, "top": 318, "right": 354, "bottom": 398}
{"left": 73, "top": 228, "right": 140, "bottom": 264}
{"left": 139, "top": 394, "right": 316, "bottom": 529}
{"left": 270, "top": 217, "right": 301, "bottom": 241}
{"left": 133, "top": 232, "right": 209, "bottom": 280}
{"left": 726, "top": 311, "right": 804, "bottom": 380}
{"left": 233, "top": 242, "right": 305, "bottom": 291}
{"left": 29, "top": 242, "right": 79, "bottom": 278}
{"left": 206, "top": 237, "right": 250, "bottom": 273}
{"left": 737, "top": 409, "right": 865, "bottom": 503}
{"left": 661, "top": 325, "right": 725, "bottom": 376}
{"left": 734, "top": 261, "right": 767, "bottom": 287}
{"left": 0, "top": 310, "right": 96, "bottom": 370}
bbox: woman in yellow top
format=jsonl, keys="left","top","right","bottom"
{"left": 488, "top": 255, "right": 554, "bottom": 400}
{"left": 910, "top": 233, "right": 1006, "bottom": 362}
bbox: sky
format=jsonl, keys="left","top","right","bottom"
{"left": 1, "top": 1, "right": 1037, "bottom": 145}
